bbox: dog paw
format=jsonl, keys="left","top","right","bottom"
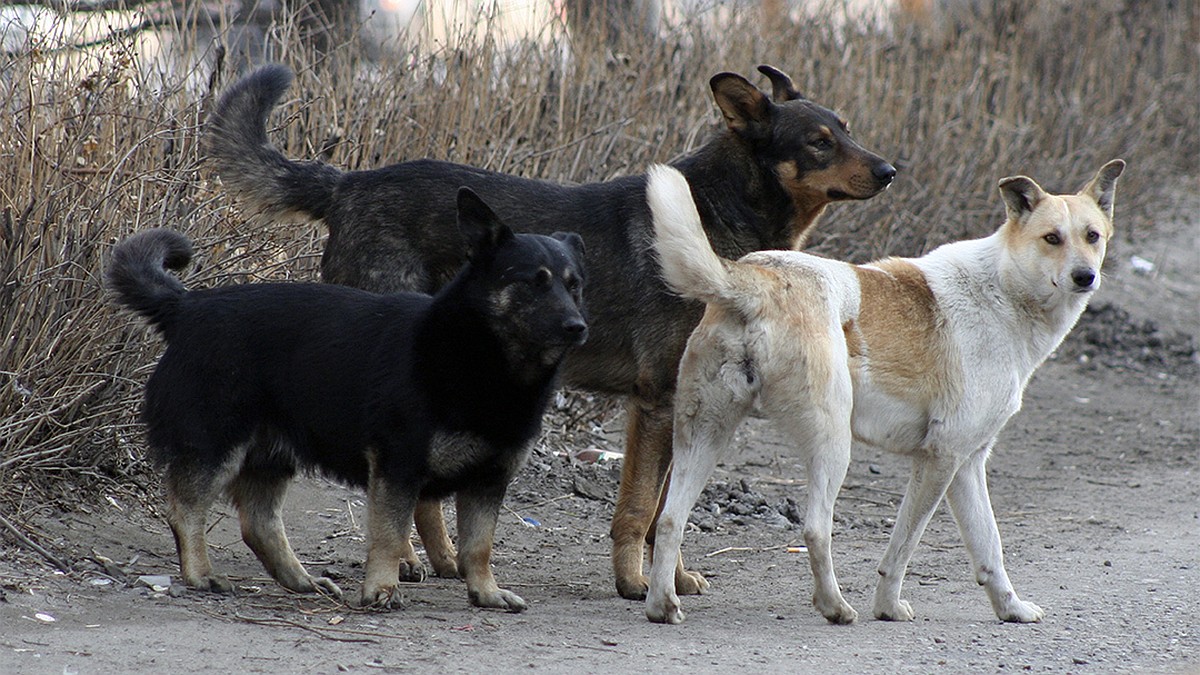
{"left": 874, "top": 598, "right": 915, "bottom": 622}
{"left": 311, "top": 576, "right": 343, "bottom": 599}
{"left": 676, "top": 569, "right": 710, "bottom": 595}
{"left": 429, "top": 556, "right": 460, "bottom": 579}
{"left": 815, "top": 595, "right": 858, "bottom": 625}
{"left": 186, "top": 574, "right": 234, "bottom": 594}
{"left": 645, "top": 594, "right": 685, "bottom": 624}
{"left": 398, "top": 559, "right": 428, "bottom": 583}
{"left": 355, "top": 584, "right": 405, "bottom": 609}
{"left": 469, "top": 588, "right": 527, "bottom": 613}
{"left": 616, "top": 574, "right": 649, "bottom": 601}
{"left": 998, "top": 599, "right": 1044, "bottom": 623}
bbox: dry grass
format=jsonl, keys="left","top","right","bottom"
{"left": 1, "top": 0, "right": 1196, "bottom": 516}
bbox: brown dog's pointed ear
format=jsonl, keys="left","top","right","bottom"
{"left": 457, "top": 187, "right": 513, "bottom": 260}
{"left": 1079, "top": 159, "right": 1125, "bottom": 219}
{"left": 998, "top": 175, "right": 1049, "bottom": 223}
{"left": 710, "top": 72, "right": 771, "bottom": 138}
{"left": 757, "top": 65, "right": 806, "bottom": 101}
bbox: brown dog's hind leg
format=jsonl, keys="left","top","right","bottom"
{"left": 611, "top": 398, "right": 707, "bottom": 599}
{"left": 228, "top": 469, "right": 342, "bottom": 598}
{"left": 414, "top": 498, "right": 459, "bottom": 578}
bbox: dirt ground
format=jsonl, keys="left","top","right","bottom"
{"left": 2, "top": 194, "right": 1197, "bottom": 673}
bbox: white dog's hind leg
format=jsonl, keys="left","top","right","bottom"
{"left": 646, "top": 360, "right": 752, "bottom": 624}
{"left": 770, "top": 373, "right": 857, "bottom": 624}
{"left": 801, "top": 428, "right": 856, "bottom": 624}
{"left": 872, "top": 454, "right": 959, "bottom": 621}
{"left": 946, "top": 445, "right": 1044, "bottom": 623}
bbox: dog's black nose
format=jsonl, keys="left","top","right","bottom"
{"left": 563, "top": 318, "right": 588, "bottom": 338}
{"left": 873, "top": 162, "right": 897, "bottom": 184}
{"left": 1071, "top": 268, "right": 1096, "bottom": 289}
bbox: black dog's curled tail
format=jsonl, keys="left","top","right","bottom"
{"left": 105, "top": 229, "right": 192, "bottom": 333}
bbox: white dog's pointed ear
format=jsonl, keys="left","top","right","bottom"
{"left": 998, "top": 175, "right": 1049, "bottom": 223}
{"left": 1080, "top": 159, "right": 1125, "bottom": 219}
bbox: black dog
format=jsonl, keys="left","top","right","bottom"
{"left": 106, "top": 189, "right": 587, "bottom": 611}
{"left": 207, "top": 63, "right": 894, "bottom": 600}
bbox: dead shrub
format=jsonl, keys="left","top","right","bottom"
{"left": 1, "top": 0, "right": 1195, "bottom": 516}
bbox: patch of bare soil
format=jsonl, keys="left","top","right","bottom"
{"left": 2, "top": 202, "right": 1196, "bottom": 673}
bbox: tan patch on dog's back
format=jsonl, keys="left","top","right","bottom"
{"left": 849, "top": 259, "right": 954, "bottom": 406}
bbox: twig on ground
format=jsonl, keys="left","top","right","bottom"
{"left": 0, "top": 512, "right": 71, "bottom": 572}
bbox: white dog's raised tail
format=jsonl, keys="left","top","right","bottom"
{"left": 647, "top": 165, "right": 736, "bottom": 306}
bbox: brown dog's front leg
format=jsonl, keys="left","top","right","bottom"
{"left": 612, "top": 398, "right": 709, "bottom": 599}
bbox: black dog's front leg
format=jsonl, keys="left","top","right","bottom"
{"left": 456, "top": 485, "right": 527, "bottom": 612}
{"left": 357, "top": 465, "right": 419, "bottom": 609}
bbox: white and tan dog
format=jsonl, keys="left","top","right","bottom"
{"left": 642, "top": 159, "right": 1124, "bottom": 625}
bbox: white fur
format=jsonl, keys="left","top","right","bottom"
{"left": 643, "top": 160, "right": 1123, "bottom": 626}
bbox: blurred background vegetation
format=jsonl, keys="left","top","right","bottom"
{"left": 1, "top": 0, "right": 1196, "bottom": 524}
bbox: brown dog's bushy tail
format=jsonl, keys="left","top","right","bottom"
{"left": 105, "top": 229, "right": 192, "bottom": 334}
{"left": 647, "top": 165, "right": 762, "bottom": 316}
{"left": 206, "top": 64, "right": 342, "bottom": 224}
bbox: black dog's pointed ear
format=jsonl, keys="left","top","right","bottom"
{"left": 457, "top": 187, "right": 513, "bottom": 260}
{"left": 757, "top": 65, "right": 806, "bottom": 102}
{"left": 710, "top": 72, "right": 771, "bottom": 138}
{"left": 1079, "top": 159, "right": 1125, "bottom": 220}
{"left": 551, "top": 231, "right": 586, "bottom": 261}
{"left": 997, "top": 175, "right": 1049, "bottom": 224}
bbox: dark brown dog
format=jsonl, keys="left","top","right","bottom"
{"left": 207, "top": 63, "right": 895, "bottom": 600}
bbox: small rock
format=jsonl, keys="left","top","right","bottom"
{"left": 572, "top": 475, "right": 609, "bottom": 502}
{"left": 136, "top": 575, "right": 172, "bottom": 592}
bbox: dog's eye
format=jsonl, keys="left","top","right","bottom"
{"left": 1043, "top": 233, "right": 1061, "bottom": 246}
{"left": 810, "top": 138, "right": 834, "bottom": 152}
{"left": 1086, "top": 230, "right": 1101, "bottom": 244}
{"left": 534, "top": 268, "right": 552, "bottom": 287}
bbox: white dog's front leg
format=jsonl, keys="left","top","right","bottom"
{"left": 872, "top": 454, "right": 958, "bottom": 621}
{"left": 946, "top": 446, "right": 1044, "bottom": 623}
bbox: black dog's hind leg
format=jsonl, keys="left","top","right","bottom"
{"left": 164, "top": 454, "right": 237, "bottom": 593}
{"left": 456, "top": 485, "right": 526, "bottom": 612}
{"left": 414, "top": 498, "right": 460, "bottom": 578}
{"left": 228, "top": 467, "right": 342, "bottom": 598}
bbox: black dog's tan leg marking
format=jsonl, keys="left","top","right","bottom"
{"left": 357, "top": 456, "right": 418, "bottom": 609}
{"left": 164, "top": 457, "right": 236, "bottom": 594}
{"left": 228, "top": 470, "right": 342, "bottom": 598}
{"left": 456, "top": 487, "right": 526, "bottom": 612}
{"left": 415, "top": 498, "right": 459, "bottom": 578}
{"left": 612, "top": 398, "right": 707, "bottom": 600}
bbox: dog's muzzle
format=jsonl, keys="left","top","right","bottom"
{"left": 873, "top": 161, "right": 897, "bottom": 187}
{"left": 1070, "top": 268, "right": 1098, "bottom": 292}
{"left": 562, "top": 318, "right": 589, "bottom": 345}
